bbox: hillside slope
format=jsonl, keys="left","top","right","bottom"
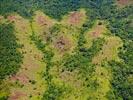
{"left": 0, "top": 0, "right": 133, "bottom": 100}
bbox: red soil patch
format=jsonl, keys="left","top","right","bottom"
{"left": 92, "top": 32, "right": 100, "bottom": 37}
{"left": 91, "top": 25, "right": 105, "bottom": 38}
{"left": 54, "top": 36, "right": 72, "bottom": 52}
{"left": 9, "top": 91, "right": 27, "bottom": 100}
{"left": 37, "top": 15, "right": 52, "bottom": 26}
{"left": 10, "top": 73, "right": 29, "bottom": 84}
{"left": 68, "top": 12, "right": 84, "bottom": 25}
{"left": 7, "top": 15, "right": 19, "bottom": 22}
{"left": 117, "top": 0, "right": 132, "bottom": 5}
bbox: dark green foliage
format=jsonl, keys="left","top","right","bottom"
{"left": 42, "top": 84, "right": 66, "bottom": 100}
{"left": 30, "top": 32, "right": 65, "bottom": 99}
{"left": 0, "top": 96, "right": 8, "bottom": 100}
{"left": 63, "top": 53, "right": 89, "bottom": 71}
{"left": 39, "top": 0, "right": 80, "bottom": 20}
{"left": 30, "top": 33, "right": 46, "bottom": 51}
{"left": 0, "top": 0, "right": 34, "bottom": 18}
{"left": 0, "top": 0, "right": 117, "bottom": 20}
{"left": 107, "top": 5, "right": 133, "bottom": 41}
{"left": 78, "top": 33, "right": 86, "bottom": 47}
{"left": 30, "top": 34, "right": 53, "bottom": 84}
{"left": 79, "top": 0, "right": 116, "bottom": 19}
{"left": 106, "top": 4, "right": 133, "bottom": 100}
{"left": 0, "top": 23, "right": 22, "bottom": 80}
{"left": 63, "top": 38, "right": 105, "bottom": 71}
{"left": 43, "top": 51, "right": 54, "bottom": 62}
{"left": 119, "top": 41, "right": 133, "bottom": 67}
{"left": 0, "top": 0, "right": 80, "bottom": 20}
{"left": 109, "top": 61, "right": 133, "bottom": 100}
{"left": 79, "top": 38, "right": 105, "bottom": 60}
{"left": 29, "top": 80, "right": 36, "bottom": 84}
{"left": 49, "top": 24, "right": 61, "bottom": 35}
{"left": 106, "top": 90, "right": 116, "bottom": 100}
{"left": 78, "top": 19, "right": 101, "bottom": 48}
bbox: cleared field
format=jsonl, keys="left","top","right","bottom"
{"left": 92, "top": 36, "right": 123, "bottom": 65}
{"left": 84, "top": 20, "right": 107, "bottom": 48}
{"left": 3, "top": 15, "right": 47, "bottom": 100}
{"left": 61, "top": 9, "right": 87, "bottom": 27}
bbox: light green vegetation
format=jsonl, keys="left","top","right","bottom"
{"left": 0, "top": 3, "right": 132, "bottom": 99}
{"left": 28, "top": 9, "right": 123, "bottom": 100}
{"left": 0, "top": 15, "right": 47, "bottom": 100}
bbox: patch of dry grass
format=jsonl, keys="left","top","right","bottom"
{"left": 92, "top": 36, "right": 122, "bottom": 65}
{"left": 6, "top": 15, "right": 47, "bottom": 100}
{"left": 61, "top": 9, "right": 87, "bottom": 27}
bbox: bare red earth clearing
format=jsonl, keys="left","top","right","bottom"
{"left": 37, "top": 15, "right": 52, "bottom": 27}
{"left": 9, "top": 91, "right": 27, "bottom": 100}
{"left": 68, "top": 12, "right": 84, "bottom": 25}
{"left": 54, "top": 36, "right": 72, "bottom": 52}
{"left": 117, "top": 0, "right": 133, "bottom": 6}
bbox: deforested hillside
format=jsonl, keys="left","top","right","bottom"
{"left": 0, "top": 0, "right": 133, "bottom": 100}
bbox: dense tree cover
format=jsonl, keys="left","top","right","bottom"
{"left": 0, "top": 96, "right": 8, "bottom": 100}
{"left": 0, "top": 0, "right": 80, "bottom": 19}
{"left": 0, "top": 23, "right": 23, "bottom": 80}
{"left": 119, "top": 41, "right": 133, "bottom": 67}
{"left": 108, "top": 61, "right": 133, "bottom": 100}
{"left": 42, "top": 84, "right": 67, "bottom": 100}
{"left": 106, "top": 4, "right": 133, "bottom": 100}
{"left": 0, "top": 0, "right": 132, "bottom": 21}
{"left": 0, "top": 0, "right": 116, "bottom": 20}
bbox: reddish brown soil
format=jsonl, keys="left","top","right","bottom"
{"left": 92, "top": 32, "right": 100, "bottom": 37}
{"left": 7, "top": 15, "right": 18, "bottom": 22}
{"left": 91, "top": 24, "right": 105, "bottom": 38}
{"left": 54, "top": 36, "right": 72, "bottom": 52}
{"left": 10, "top": 73, "right": 29, "bottom": 84}
{"left": 117, "top": 0, "right": 132, "bottom": 5}
{"left": 9, "top": 91, "right": 26, "bottom": 100}
{"left": 37, "top": 15, "right": 52, "bottom": 26}
{"left": 68, "top": 12, "right": 83, "bottom": 25}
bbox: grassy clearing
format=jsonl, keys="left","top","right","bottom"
{"left": 61, "top": 9, "right": 87, "bottom": 28}
{"left": 31, "top": 10, "right": 80, "bottom": 62}
{"left": 32, "top": 11, "right": 57, "bottom": 38}
{"left": 0, "top": 9, "right": 124, "bottom": 100}
{"left": 30, "top": 9, "right": 88, "bottom": 100}
{"left": 92, "top": 36, "right": 123, "bottom": 65}
{"left": 6, "top": 10, "right": 80, "bottom": 100}
{"left": 83, "top": 19, "right": 123, "bottom": 100}
{"left": 5, "top": 15, "right": 47, "bottom": 100}
{"left": 84, "top": 20, "right": 107, "bottom": 48}
{"left": 89, "top": 33, "right": 123, "bottom": 100}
